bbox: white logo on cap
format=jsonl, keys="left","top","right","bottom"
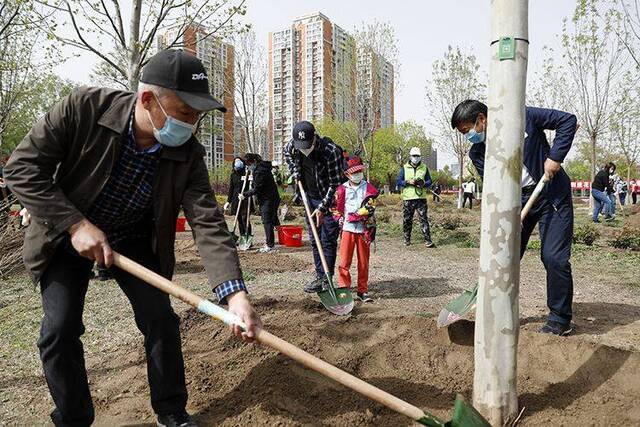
{"left": 192, "top": 73, "right": 208, "bottom": 80}
{"left": 298, "top": 131, "right": 305, "bottom": 140}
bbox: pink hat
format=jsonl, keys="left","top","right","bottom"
{"left": 345, "top": 156, "right": 365, "bottom": 175}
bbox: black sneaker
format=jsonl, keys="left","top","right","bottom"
{"left": 404, "top": 240, "right": 411, "bottom": 246}
{"left": 425, "top": 240, "right": 435, "bottom": 248}
{"left": 538, "top": 321, "right": 572, "bottom": 336}
{"left": 157, "top": 411, "right": 197, "bottom": 427}
{"left": 304, "top": 276, "right": 323, "bottom": 293}
{"left": 356, "top": 292, "right": 373, "bottom": 302}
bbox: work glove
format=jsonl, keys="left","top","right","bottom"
{"left": 238, "top": 194, "right": 245, "bottom": 201}
{"left": 415, "top": 178, "right": 425, "bottom": 187}
{"left": 223, "top": 202, "right": 230, "bottom": 211}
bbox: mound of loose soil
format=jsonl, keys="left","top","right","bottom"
{"left": 90, "top": 296, "right": 640, "bottom": 426}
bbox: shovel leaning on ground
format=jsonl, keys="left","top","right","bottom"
{"left": 297, "top": 180, "right": 354, "bottom": 316}
{"left": 230, "top": 170, "right": 250, "bottom": 243}
{"left": 437, "top": 176, "right": 549, "bottom": 328}
{"left": 237, "top": 172, "right": 254, "bottom": 251}
{"left": 112, "top": 252, "right": 490, "bottom": 427}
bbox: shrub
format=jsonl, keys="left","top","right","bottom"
{"left": 376, "top": 211, "right": 391, "bottom": 224}
{"left": 610, "top": 227, "right": 640, "bottom": 250}
{"left": 573, "top": 224, "right": 600, "bottom": 246}
{"left": 438, "top": 215, "right": 463, "bottom": 230}
{"left": 527, "top": 239, "right": 541, "bottom": 250}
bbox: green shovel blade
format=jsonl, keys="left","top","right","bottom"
{"left": 317, "top": 277, "right": 354, "bottom": 316}
{"left": 437, "top": 284, "right": 478, "bottom": 328}
{"left": 416, "top": 395, "right": 490, "bottom": 427}
{"left": 237, "top": 234, "right": 253, "bottom": 251}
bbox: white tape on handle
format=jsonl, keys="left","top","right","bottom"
{"left": 197, "top": 299, "right": 246, "bottom": 329}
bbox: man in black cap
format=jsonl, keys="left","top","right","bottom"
{"left": 284, "top": 121, "right": 346, "bottom": 292}
{"left": 4, "top": 49, "right": 261, "bottom": 427}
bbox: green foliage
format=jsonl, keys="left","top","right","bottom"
{"left": 564, "top": 159, "right": 592, "bottom": 181}
{"left": 527, "top": 239, "right": 542, "bottom": 251}
{"left": 610, "top": 227, "right": 640, "bottom": 250}
{"left": 436, "top": 214, "right": 463, "bottom": 230}
{"left": 368, "top": 120, "right": 433, "bottom": 187}
{"left": 573, "top": 224, "right": 600, "bottom": 246}
{"left": 2, "top": 75, "right": 75, "bottom": 155}
{"left": 431, "top": 165, "right": 458, "bottom": 187}
{"left": 315, "top": 117, "right": 359, "bottom": 154}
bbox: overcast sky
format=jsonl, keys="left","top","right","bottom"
{"left": 55, "top": 0, "right": 577, "bottom": 167}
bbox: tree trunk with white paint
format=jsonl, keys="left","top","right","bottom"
{"left": 473, "top": 1, "right": 528, "bottom": 425}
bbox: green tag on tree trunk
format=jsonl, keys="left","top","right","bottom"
{"left": 498, "top": 36, "right": 515, "bottom": 60}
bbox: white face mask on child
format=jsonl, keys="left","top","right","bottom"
{"left": 349, "top": 172, "right": 364, "bottom": 184}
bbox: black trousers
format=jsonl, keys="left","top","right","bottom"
{"left": 520, "top": 191, "right": 574, "bottom": 325}
{"left": 237, "top": 205, "right": 252, "bottom": 236}
{"left": 260, "top": 198, "right": 280, "bottom": 247}
{"left": 402, "top": 199, "right": 432, "bottom": 242}
{"left": 462, "top": 192, "right": 474, "bottom": 209}
{"left": 39, "top": 238, "right": 187, "bottom": 427}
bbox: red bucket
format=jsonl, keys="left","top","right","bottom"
{"left": 277, "top": 225, "right": 303, "bottom": 247}
{"left": 176, "top": 217, "right": 186, "bottom": 232}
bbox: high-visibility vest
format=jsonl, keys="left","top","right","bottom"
{"left": 402, "top": 163, "right": 427, "bottom": 200}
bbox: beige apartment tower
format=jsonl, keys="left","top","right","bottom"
{"left": 268, "top": 12, "right": 358, "bottom": 165}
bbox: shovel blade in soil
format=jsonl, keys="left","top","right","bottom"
{"left": 449, "top": 394, "right": 491, "bottom": 427}
{"left": 437, "top": 285, "right": 478, "bottom": 328}
{"left": 318, "top": 287, "right": 354, "bottom": 316}
{"left": 237, "top": 235, "right": 253, "bottom": 251}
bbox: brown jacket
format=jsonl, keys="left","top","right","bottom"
{"left": 4, "top": 86, "right": 242, "bottom": 286}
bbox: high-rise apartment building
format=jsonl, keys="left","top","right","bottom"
{"left": 268, "top": 12, "right": 358, "bottom": 165}
{"left": 357, "top": 48, "right": 394, "bottom": 132}
{"left": 157, "top": 25, "right": 235, "bottom": 169}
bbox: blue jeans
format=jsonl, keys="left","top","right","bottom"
{"left": 592, "top": 189, "right": 612, "bottom": 221}
{"left": 305, "top": 198, "right": 340, "bottom": 277}
{"left": 609, "top": 194, "right": 616, "bottom": 215}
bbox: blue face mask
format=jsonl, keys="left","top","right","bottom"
{"left": 234, "top": 159, "right": 244, "bottom": 170}
{"left": 147, "top": 94, "right": 195, "bottom": 147}
{"left": 465, "top": 128, "right": 485, "bottom": 144}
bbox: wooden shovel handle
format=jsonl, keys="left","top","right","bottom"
{"left": 520, "top": 177, "right": 548, "bottom": 221}
{"left": 112, "top": 252, "right": 428, "bottom": 423}
{"left": 296, "top": 180, "right": 332, "bottom": 275}
{"left": 231, "top": 171, "right": 250, "bottom": 233}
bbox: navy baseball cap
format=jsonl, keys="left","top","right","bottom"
{"left": 140, "top": 49, "right": 226, "bottom": 113}
{"left": 292, "top": 121, "right": 316, "bottom": 149}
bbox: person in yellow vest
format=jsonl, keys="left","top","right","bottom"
{"left": 396, "top": 147, "right": 435, "bottom": 247}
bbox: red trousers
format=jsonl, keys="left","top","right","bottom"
{"left": 337, "top": 230, "right": 371, "bottom": 293}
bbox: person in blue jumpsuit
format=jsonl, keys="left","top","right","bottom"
{"left": 451, "top": 99, "right": 577, "bottom": 336}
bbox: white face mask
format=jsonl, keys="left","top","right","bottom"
{"left": 348, "top": 172, "right": 364, "bottom": 184}
{"left": 410, "top": 155, "right": 421, "bottom": 165}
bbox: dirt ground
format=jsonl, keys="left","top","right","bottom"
{"left": 1, "top": 197, "right": 639, "bottom": 426}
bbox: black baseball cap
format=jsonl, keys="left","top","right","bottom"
{"left": 292, "top": 121, "right": 316, "bottom": 149}
{"left": 140, "top": 49, "right": 226, "bottom": 113}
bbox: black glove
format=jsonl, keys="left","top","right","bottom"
{"left": 415, "top": 178, "right": 425, "bottom": 187}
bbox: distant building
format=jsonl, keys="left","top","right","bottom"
{"left": 424, "top": 147, "right": 437, "bottom": 171}
{"left": 157, "top": 25, "right": 235, "bottom": 169}
{"left": 450, "top": 162, "right": 460, "bottom": 178}
{"left": 357, "top": 47, "right": 394, "bottom": 133}
{"left": 267, "top": 12, "right": 394, "bottom": 166}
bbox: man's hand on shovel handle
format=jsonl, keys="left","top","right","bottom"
{"left": 69, "top": 219, "right": 114, "bottom": 267}
{"left": 227, "top": 291, "right": 262, "bottom": 343}
{"left": 311, "top": 209, "right": 324, "bottom": 228}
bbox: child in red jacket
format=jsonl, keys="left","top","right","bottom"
{"left": 333, "top": 157, "right": 378, "bottom": 302}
